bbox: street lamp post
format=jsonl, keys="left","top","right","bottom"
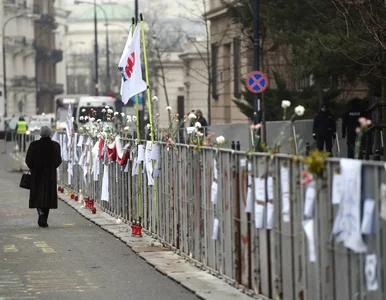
{"left": 2, "top": 14, "right": 24, "bottom": 117}
{"left": 75, "top": 0, "right": 110, "bottom": 94}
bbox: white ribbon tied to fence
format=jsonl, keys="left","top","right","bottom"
{"left": 331, "top": 159, "right": 367, "bottom": 253}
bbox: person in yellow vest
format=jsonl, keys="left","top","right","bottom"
{"left": 15, "top": 117, "right": 28, "bottom": 152}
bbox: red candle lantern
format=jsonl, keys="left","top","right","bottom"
{"left": 75, "top": 196, "right": 78, "bottom": 201}
{"left": 92, "top": 208, "right": 96, "bottom": 214}
{"left": 89, "top": 200, "right": 94, "bottom": 209}
{"left": 71, "top": 193, "right": 75, "bottom": 199}
{"left": 58, "top": 186, "right": 61, "bottom": 191}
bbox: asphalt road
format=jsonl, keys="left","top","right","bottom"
{"left": 0, "top": 143, "right": 199, "bottom": 300}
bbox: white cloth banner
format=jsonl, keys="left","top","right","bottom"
{"left": 145, "top": 141, "right": 154, "bottom": 186}
{"left": 332, "top": 159, "right": 367, "bottom": 253}
{"left": 118, "top": 25, "right": 147, "bottom": 104}
{"left": 101, "top": 165, "right": 109, "bottom": 201}
{"left": 62, "top": 135, "right": 68, "bottom": 161}
{"left": 303, "top": 219, "right": 316, "bottom": 262}
{"left": 281, "top": 166, "right": 290, "bottom": 222}
{"left": 67, "top": 162, "right": 73, "bottom": 185}
{"left": 132, "top": 157, "right": 138, "bottom": 176}
{"left": 73, "top": 133, "right": 78, "bottom": 164}
{"left": 77, "top": 135, "right": 84, "bottom": 147}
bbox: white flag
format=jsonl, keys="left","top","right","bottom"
{"left": 119, "top": 28, "right": 133, "bottom": 95}
{"left": 118, "top": 25, "right": 147, "bottom": 104}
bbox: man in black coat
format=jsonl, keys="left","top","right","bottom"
{"left": 342, "top": 98, "right": 365, "bottom": 158}
{"left": 312, "top": 104, "right": 336, "bottom": 154}
{"left": 26, "top": 126, "right": 62, "bottom": 227}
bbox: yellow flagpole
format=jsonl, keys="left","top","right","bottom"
{"left": 140, "top": 14, "right": 158, "bottom": 219}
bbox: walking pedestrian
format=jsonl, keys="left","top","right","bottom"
{"left": 312, "top": 104, "right": 336, "bottom": 154}
{"left": 25, "top": 126, "right": 62, "bottom": 228}
{"left": 342, "top": 98, "right": 365, "bottom": 158}
{"left": 15, "top": 116, "right": 28, "bottom": 152}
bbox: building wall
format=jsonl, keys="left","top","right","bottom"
{"left": 55, "top": 0, "right": 69, "bottom": 95}
{"left": 34, "top": 0, "right": 64, "bottom": 114}
{"left": 151, "top": 53, "right": 184, "bottom": 129}
{"left": 208, "top": 8, "right": 251, "bottom": 124}
{"left": 179, "top": 39, "right": 210, "bottom": 124}
{"left": 1, "top": 1, "right": 37, "bottom": 117}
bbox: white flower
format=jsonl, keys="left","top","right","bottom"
{"left": 166, "top": 106, "right": 172, "bottom": 111}
{"left": 97, "top": 119, "right": 101, "bottom": 123}
{"left": 126, "top": 115, "right": 131, "bottom": 119}
{"left": 85, "top": 126, "right": 90, "bottom": 131}
{"left": 114, "top": 111, "right": 119, "bottom": 116}
{"left": 105, "top": 106, "right": 109, "bottom": 109}
{"left": 294, "top": 105, "right": 305, "bottom": 116}
{"left": 281, "top": 100, "right": 291, "bottom": 109}
{"left": 216, "top": 135, "right": 226, "bottom": 145}
{"left": 82, "top": 109, "right": 86, "bottom": 112}
{"left": 152, "top": 96, "right": 158, "bottom": 102}
{"left": 124, "top": 126, "right": 129, "bottom": 131}
{"left": 90, "top": 117, "right": 95, "bottom": 122}
{"left": 108, "top": 109, "right": 113, "bottom": 114}
{"left": 121, "top": 112, "right": 125, "bottom": 117}
{"left": 132, "top": 116, "right": 137, "bottom": 122}
{"left": 107, "top": 117, "right": 111, "bottom": 121}
{"left": 188, "top": 113, "right": 197, "bottom": 120}
{"left": 85, "top": 116, "right": 89, "bottom": 121}
{"left": 195, "top": 122, "right": 202, "bottom": 129}
{"left": 80, "top": 116, "right": 84, "bottom": 121}
{"left": 197, "top": 131, "right": 204, "bottom": 137}
{"left": 146, "top": 123, "right": 151, "bottom": 129}
{"left": 102, "top": 109, "right": 106, "bottom": 113}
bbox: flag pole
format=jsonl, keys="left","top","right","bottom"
{"left": 140, "top": 13, "right": 158, "bottom": 219}
{"left": 131, "top": 17, "right": 143, "bottom": 219}
{"left": 140, "top": 14, "right": 153, "bottom": 145}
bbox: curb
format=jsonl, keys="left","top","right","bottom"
{"left": 58, "top": 192, "right": 257, "bottom": 300}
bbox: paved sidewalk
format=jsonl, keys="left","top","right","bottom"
{"left": 59, "top": 192, "right": 255, "bottom": 300}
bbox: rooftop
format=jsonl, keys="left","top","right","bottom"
{"left": 68, "top": 3, "right": 133, "bottom": 23}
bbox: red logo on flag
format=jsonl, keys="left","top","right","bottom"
{"left": 125, "top": 52, "right": 135, "bottom": 78}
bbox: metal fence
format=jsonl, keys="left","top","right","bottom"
{"left": 58, "top": 133, "right": 386, "bottom": 300}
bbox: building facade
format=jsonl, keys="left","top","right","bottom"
{"left": 1, "top": 0, "right": 36, "bottom": 117}
{"left": 206, "top": 1, "right": 251, "bottom": 124}
{"left": 34, "top": 0, "right": 64, "bottom": 114}
{"left": 65, "top": 2, "right": 133, "bottom": 96}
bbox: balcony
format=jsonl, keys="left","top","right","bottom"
{"left": 4, "top": 36, "right": 35, "bottom": 54}
{"left": 11, "top": 76, "right": 35, "bottom": 89}
{"left": 51, "top": 49, "right": 63, "bottom": 64}
{"left": 36, "top": 48, "right": 63, "bottom": 64}
{"left": 38, "top": 83, "right": 64, "bottom": 95}
{"left": 4, "top": 0, "right": 27, "bottom": 10}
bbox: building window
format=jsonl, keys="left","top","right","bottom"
{"left": 233, "top": 38, "right": 241, "bottom": 98}
{"left": 211, "top": 44, "right": 219, "bottom": 100}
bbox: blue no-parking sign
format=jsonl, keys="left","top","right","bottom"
{"left": 246, "top": 71, "right": 269, "bottom": 94}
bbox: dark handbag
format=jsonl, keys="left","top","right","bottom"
{"left": 20, "top": 171, "right": 31, "bottom": 189}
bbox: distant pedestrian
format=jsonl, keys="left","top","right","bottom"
{"left": 25, "top": 126, "right": 62, "bottom": 228}
{"left": 15, "top": 116, "right": 28, "bottom": 152}
{"left": 342, "top": 98, "right": 365, "bottom": 158}
{"left": 312, "top": 104, "right": 336, "bottom": 154}
{"left": 191, "top": 110, "right": 208, "bottom": 135}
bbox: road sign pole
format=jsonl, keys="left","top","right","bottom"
{"left": 253, "top": 0, "right": 260, "bottom": 126}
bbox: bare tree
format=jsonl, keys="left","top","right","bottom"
{"left": 177, "top": 0, "right": 231, "bottom": 125}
